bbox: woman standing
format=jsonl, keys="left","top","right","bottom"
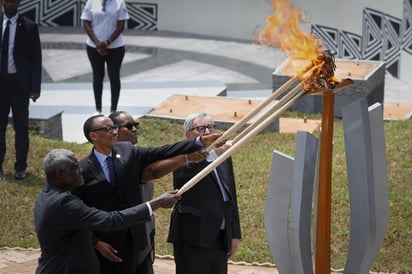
{"left": 81, "top": 0, "right": 129, "bottom": 114}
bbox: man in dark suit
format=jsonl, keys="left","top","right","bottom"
{"left": 107, "top": 111, "right": 209, "bottom": 270}
{"left": 34, "top": 148, "right": 181, "bottom": 274}
{"left": 168, "top": 112, "right": 242, "bottom": 274}
{"left": 0, "top": 0, "right": 42, "bottom": 180}
{"left": 74, "top": 114, "right": 221, "bottom": 274}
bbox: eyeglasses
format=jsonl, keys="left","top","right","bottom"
{"left": 190, "top": 124, "right": 215, "bottom": 133}
{"left": 119, "top": 122, "right": 140, "bottom": 131}
{"left": 91, "top": 125, "right": 118, "bottom": 132}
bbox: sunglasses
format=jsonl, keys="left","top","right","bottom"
{"left": 91, "top": 125, "right": 118, "bottom": 132}
{"left": 119, "top": 122, "right": 140, "bottom": 131}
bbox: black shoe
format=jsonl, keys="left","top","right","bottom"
{"left": 15, "top": 170, "right": 28, "bottom": 180}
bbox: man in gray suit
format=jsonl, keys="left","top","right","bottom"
{"left": 34, "top": 149, "right": 181, "bottom": 274}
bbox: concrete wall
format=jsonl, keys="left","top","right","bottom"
{"left": 127, "top": 0, "right": 273, "bottom": 41}
{"left": 295, "top": 0, "right": 403, "bottom": 33}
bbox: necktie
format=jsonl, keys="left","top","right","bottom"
{"left": 106, "top": 156, "right": 117, "bottom": 184}
{"left": 1, "top": 20, "right": 10, "bottom": 73}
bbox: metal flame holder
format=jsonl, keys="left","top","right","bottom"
{"left": 273, "top": 59, "right": 386, "bottom": 117}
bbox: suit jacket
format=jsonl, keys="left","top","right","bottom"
{"left": 74, "top": 140, "right": 200, "bottom": 269}
{"left": 0, "top": 13, "right": 42, "bottom": 93}
{"left": 34, "top": 184, "right": 151, "bottom": 274}
{"left": 168, "top": 157, "right": 241, "bottom": 251}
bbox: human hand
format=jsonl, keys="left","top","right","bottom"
{"left": 149, "top": 190, "right": 181, "bottom": 210}
{"left": 214, "top": 141, "right": 232, "bottom": 156}
{"left": 186, "top": 150, "right": 208, "bottom": 163}
{"left": 95, "top": 240, "right": 123, "bottom": 262}
{"left": 205, "top": 141, "right": 233, "bottom": 162}
{"left": 199, "top": 133, "right": 225, "bottom": 147}
{"left": 29, "top": 92, "right": 40, "bottom": 102}
{"left": 96, "top": 41, "right": 107, "bottom": 56}
{"left": 227, "top": 238, "right": 241, "bottom": 258}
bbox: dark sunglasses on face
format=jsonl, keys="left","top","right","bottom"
{"left": 119, "top": 122, "right": 140, "bottom": 131}
{"left": 91, "top": 125, "right": 118, "bottom": 132}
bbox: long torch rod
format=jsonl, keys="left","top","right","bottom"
{"left": 204, "top": 74, "right": 300, "bottom": 153}
{"left": 231, "top": 83, "right": 302, "bottom": 145}
{"left": 177, "top": 87, "right": 307, "bottom": 195}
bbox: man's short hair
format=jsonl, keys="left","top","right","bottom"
{"left": 43, "top": 149, "right": 75, "bottom": 181}
{"left": 83, "top": 114, "right": 104, "bottom": 143}
{"left": 183, "top": 112, "right": 212, "bottom": 132}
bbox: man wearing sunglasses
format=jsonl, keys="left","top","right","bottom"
{"left": 104, "top": 111, "right": 209, "bottom": 273}
{"left": 73, "top": 114, "right": 218, "bottom": 274}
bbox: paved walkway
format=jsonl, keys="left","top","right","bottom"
{"left": 0, "top": 248, "right": 394, "bottom": 274}
{"left": 0, "top": 247, "right": 279, "bottom": 274}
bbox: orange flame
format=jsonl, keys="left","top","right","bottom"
{"left": 258, "top": 0, "right": 324, "bottom": 76}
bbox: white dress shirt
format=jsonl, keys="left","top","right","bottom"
{"left": 81, "top": 0, "right": 129, "bottom": 49}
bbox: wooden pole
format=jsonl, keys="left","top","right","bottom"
{"left": 232, "top": 83, "right": 302, "bottom": 145}
{"left": 177, "top": 88, "right": 307, "bottom": 195}
{"left": 205, "top": 75, "right": 300, "bottom": 152}
{"left": 315, "top": 92, "right": 335, "bottom": 274}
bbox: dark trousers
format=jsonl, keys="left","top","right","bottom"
{"left": 173, "top": 232, "right": 228, "bottom": 274}
{"left": 98, "top": 232, "right": 154, "bottom": 274}
{"left": 0, "top": 73, "right": 29, "bottom": 172}
{"left": 86, "top": 45, "right": 125, "bottom": 112}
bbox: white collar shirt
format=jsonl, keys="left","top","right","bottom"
{"left": 81, "top": 0, "right": 129, "bottom": 48}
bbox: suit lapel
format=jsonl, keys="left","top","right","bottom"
{"left": 213, "top": 162, "right": 233, "bottom": 200}
{"left": 88, "top": 152, "right": 107, "bottom": 183}
{"left": 111, "top": 148, "right": 123, "bottom": 180}
{"left": 14, "top": 15, "right": 24, "bottom": 48}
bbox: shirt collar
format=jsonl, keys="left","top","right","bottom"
{"left": 3, "top": 14, "right": 18, "bottom": 25}
{"left": 93, "top": 148, "right": 113, "bottom": 166}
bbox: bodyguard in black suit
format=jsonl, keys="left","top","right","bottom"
{"left": 0, "top": 0, "right": 42, "bottom": 180}
{"left": 35, "top": 148, "right": 181, "bottom": 274}
{"left": 74, "top": 115, "right": 221, "bottom": 274}
{"left": 168, "top": 112, "right": 242, "bottom": 274}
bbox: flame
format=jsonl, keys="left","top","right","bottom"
{"left": 258, "top": 0, "right": 337, "bottom": 91}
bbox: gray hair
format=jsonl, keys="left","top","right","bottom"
{"left": 43, "top": 149, "right": 76, "bottom": 181}
{"left": 183, "top": 112, "right": 212, "bottom": 132}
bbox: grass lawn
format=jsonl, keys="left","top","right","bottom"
{"left": 0, "top": 117, "right": 411, "bottom": 272}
